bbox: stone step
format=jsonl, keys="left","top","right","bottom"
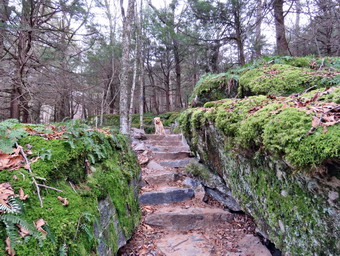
{"left": 145, "top": 134, "right": 183, "bottom": 141}
{"left": 156, "top": 233, "right": 211, "bottom": 256}
{"left": 145, "top": 207, "right": 234, "bottom": 231}
{"left": 225, "top": 234, "right": 271, "bottom": 256}
{"left": 159, "top": 159, "right": 193, "bottom": 168}
{"left": 139, "top": 187, "right": 194, "bottom": 205}
{"left": 147, "top": 145, "right": 189, "bottom": 153}
{"left": 144, "top": 172, "right": 179, "bottom": 186}
{"left": 146, "top": 140, "right": 184, "bottom": 147}
{"left": 152, "top": 151, "right": 191, "bottom": 160}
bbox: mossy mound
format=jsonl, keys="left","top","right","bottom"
{"left": 0, "top": 120, "right": 141, "bottom": 255}
{"left": 89, "top": 112, "right": 180, "bottom": 134}
{"left": 179, "top": 88, "right": 340, "bottom": 255}
{"left": 189, "top": 56, "right": 340, "bottom": 107}
{"left": 239, "top": 64, "right": 338, "bottom": 97}
{"left": 189, "top": 73, "right": 238, "bottom": 107}
{"left": 181, "top": 88, "right": 340, "bottom": 169}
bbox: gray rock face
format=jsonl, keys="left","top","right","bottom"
{"left": 130, "top": 128, "right": 146, "bottom": 140}
{"left": 183, "top": 177, "right": 201, "bottom": 189}
{"left": 139, "top": 187, "right": 195, "bottom": 204}
{"left": 205, "top": 187, "right": 241, "bottom": 212}
{"left": 225, "top": 234, "right": 271, "bottom": 256}
{"left": 133, "top": 142, "right": 147, "bottom": 151}
{"left": 159, "top": 159, "right": 193, "bottom": 168}
{"left": 146, "top": 160, "right": 165, "bottom": 171}
{"left": 95, "top": 197, "right": 126, "bottom": 256}
{"left": 183, "top": 119, "right": 340, "bottom": 255}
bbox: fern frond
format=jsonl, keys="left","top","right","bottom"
{"left": 0, "top": 196, "right": 22, "bottom": 214}
{"left": 81, "top": 224, "right": 94, "bottom": 242}
{"left": 0, "top": 214, "right": 43, "bottom": 246}
{"left": 43, "top": 224, "right": 56, "bottom": 244}
{"left": 58, "top": 243, "right": 67, "bottom": 256}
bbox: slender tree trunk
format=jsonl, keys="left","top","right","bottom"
{"left": 119, "top": 0, "right": 135, "bottom": 134}
{"left": 255, "top": 0, "right": 263, "bottom": 58}
{"left": 173, "top": 38, "right": 182, "bottom": 109}
{"left": 139, "top": 0, "right": 144, "bottom": 130}
{"left": 10, "top": 83, "right": 20, "bottom": 120}
{"left": 128, "top": 29, "right": 140, "bottom": 130}
{"left": 233, "top": 1, "right": 245, "bottom": 66}
{"left": 273, "top": 0, "right": 290, "bottom": 55}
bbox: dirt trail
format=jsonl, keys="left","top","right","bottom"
{"left": 119, "top": 134, "right": 271, "bottom": 256}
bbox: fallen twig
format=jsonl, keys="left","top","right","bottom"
{"left": 16, "top": 143, "right": 63, "bottom": 208}
{"left": 16, "top": 143, "right": 43, "bottom": 208}
{"left": 69, "top": 181, "right": 78, "bottom": 194}
{"left": 37, "top": 184, "right": 63, "bottom": 193}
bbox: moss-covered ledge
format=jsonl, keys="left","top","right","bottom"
{"left": 0, "top": 120, "right": 141, "bottom": 256}
{"left": 179, "top": 89, "right": 340, "bottom": 255}
{"left": 190, "top": 56, "right": 340, "bottom": 107}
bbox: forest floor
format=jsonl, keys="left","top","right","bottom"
{"left": 118, "top": 133, "right": 272, "bottom": 256}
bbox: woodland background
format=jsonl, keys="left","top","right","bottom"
{"left": 0, "top": 0, "right": 338, "bottom": 133}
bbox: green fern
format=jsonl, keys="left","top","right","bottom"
{"left": 0, "top": 196, "right": 22, "bottom": 214}
{"left": 0, "top": 119, "right": 27, "bottom": 153}
{"left": 0, "top": 214, "right": 43, "bottom": 248}
{"left": 58, "top": 244, "right": 67, "bottom": 256}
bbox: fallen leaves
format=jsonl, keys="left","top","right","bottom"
{"left": 5, "top": 237, "right": 15, "bottom": 256}
{"left": 0, "top": 151, "right": 24, "bottom": 171}
{"left": 35, "top": 219, "right": 47, "bottom": 235}
{"left": 24, "top": 125, "right": 66, "bottom": 140}
{"left": 0, "top": 183, "right": 15, "bottom": 210}
{"left": 19, "top": 188, "right": 28, "bottom": 201}
{"left": 17, "top": 225, "right": 30, "bottom": 238}
{"left": 57, "top": 196, "right": 69, "bottom": 206}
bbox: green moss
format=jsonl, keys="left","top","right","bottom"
{"left": 180, "top": 95, "right": 340, "bottom": 169}
{"left": 189, "top": 73, "right": 239, "bottom": 107}
{"left": 0, "top": 123, "right": 141, "bottom": 255}
{"left": 184, "top": 162, "right": 210, "bottom": 181}
{"left": 239, "top": 64, "right": 322, "bottom": 96}
{"left": 228, "top": 161, "right": 338, "bottom": 255}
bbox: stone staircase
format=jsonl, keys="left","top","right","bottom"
{"left": 119, "top": 133, "right": 272, "bottom": 256}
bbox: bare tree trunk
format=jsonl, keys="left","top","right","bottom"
{"left": 273, "top": 0, "right": 290, "bottom": 55}
{"left": 255, "top": 0, "right": 263, "bottom": 58}
{"left": 10, "top": 83, "right": 20, "bottom": 120}
{"left": 119, "top": 0, "right": 135, "bottom": 134}
{"left": 232, "top": 0, "right": 245, "bottom": 65}
{"left": 128, "top": 27, "right": 140, "bottom": 130}
{"left": 173, "top": 38, "right": 182, "bottom": 109}
{"left": 139, "top": 0, "right": 144, "bottom": 130}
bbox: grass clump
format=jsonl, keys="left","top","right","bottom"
{"left": 184, "top": 162, "right": 210, "bottom": 181}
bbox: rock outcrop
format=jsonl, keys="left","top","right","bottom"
{"left": 0, "top": 120, "right": 141, "bottom": 255}
{"left": 180, "top": 85, "right": 340, "bottom": 255}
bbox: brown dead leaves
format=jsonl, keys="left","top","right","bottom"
{"left": 0, "top": 183, "right": 15, "bottom": 210}
{"left": 0, "top": 144, "right": 40, "bottom": 172}
{"left": 57, "top": 196, "right": 69, "bottom": 206}
{"left": 5, "top": 237, "right": 15, "bottom": 256}
{"left": 0, "top": 149, "right": 24, "bottom": 171}
{"left": 24, "top": 125, "right": 66, "bottom": 140}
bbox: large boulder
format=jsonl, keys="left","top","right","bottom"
{"left": 179, "top": 88, "right": 340, "bottom": 255}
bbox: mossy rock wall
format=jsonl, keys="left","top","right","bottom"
{"left": 0, "top": 121, "right": 141, "bottom": 255}
{"left": 179, "top": 92, "right": 340, "bottom": 255}
{"left": 189, "top": 73, "right": 239, "bottom": 107}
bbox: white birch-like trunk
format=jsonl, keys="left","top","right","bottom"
{"left": 119, "top": 0, "right": 135, "bottom": 134}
